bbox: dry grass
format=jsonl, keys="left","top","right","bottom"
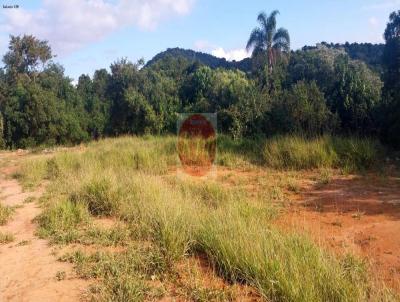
{"left": 0, "top": 202, "right": 14, "bottom": 225}
{"left": 16, "top": 135, "right": 397, "bottom": 301}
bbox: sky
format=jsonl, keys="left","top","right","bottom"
{"left": 0, "top": 0, "right": 398, "bottom": 82}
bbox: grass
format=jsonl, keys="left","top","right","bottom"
{"left": 17, "top": 135, "right": 397, "bottom": 301}
{"left": 24, "top": 196, "right": 36, "bottom": 203}
{"left": 0, "top": 231, "right": 14, "bottom": 244}
{"left": 60, "top": 245, "right": 166, "bottom": 301}
{"left": 316, "top": 168, "right": 333, "bottom": 186}
{"left": 0, "top": 202, "right": 14, "bottom": 225}
{"left": 263, "top": 135, "right": 383, "bottom": 171}
{"left": 195, "top": 208, "right": 372, "bottom": 301}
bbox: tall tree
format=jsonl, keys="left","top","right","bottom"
{"left": 3, "top": 35, "right": 52, "bottom": 81}
{"left": 0, "top": 35, "right": 88, "bottom": 148}
{"left": 382, "top": 10, "right": 400, "bottom": 147}
{"left": 246, "top": 10, "right": 290, "bottom": 73}
{"left": 383, "top": 11, "right": 400, "bottom": 100}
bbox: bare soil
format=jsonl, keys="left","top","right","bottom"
{"left": 277, "top": 172, "right": 400, "bottom": 291}
{"left": 212, "top": 166, "right": 400, "bottom": 292}
{"left": 0, "top": 151, "right": 87, "bottom": 302}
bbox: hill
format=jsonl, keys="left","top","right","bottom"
{"left": 146, "top": 43, "right": 384, "bottom": 73}
{"left": 145, "top": 47, "right": 251, "bottom": 72}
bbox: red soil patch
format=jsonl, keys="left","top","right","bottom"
{"left": 277, "top": 173, "right": 400, "bottom": 291}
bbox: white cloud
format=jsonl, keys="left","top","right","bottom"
{"left": 368, "top": 17, "right": 379, "bottom": 27}
{"left": 211, "top": 47, "right": 249, "bottom": 61}
{"left": 193, "top": 40, "right": 249, "bottom": 61}
{"left": 0, "top": 0, "right": 195, "bottom": 56}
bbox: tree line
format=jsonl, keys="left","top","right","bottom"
{"left": 0, "top": 10, "right": 399, "bottom": 148}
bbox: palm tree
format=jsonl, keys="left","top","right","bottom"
{"left": 246, "top": 10, "right": 290, "bottom": 73}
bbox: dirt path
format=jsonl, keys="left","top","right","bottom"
{"left": 0, "top": 152, "right": 86, "bottom": 302}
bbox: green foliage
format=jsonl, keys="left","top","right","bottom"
{"left": 3, "top": 35, "right": 52, "bottom": 79}
{"left": 0, "top": 17, "right": 396, "bottom": 149}
{"left": 0, "top": 38, "right": 89, "bottom": 148}
{"left": 287, "top": 45, "right": 342, "bottom": 94}
{"left": 303, "top": 42, "right": 385, "bottom": 73}
{"left": 287, "top": 45, "right": 382, "bottom": 135}
{"left": 268, "top": 81, "right": 335, "bottom": 136}
{"left": 246, "top": 10, "right": 290, "bottom": 92}
{"left": 145, "top": 47, "right": 251, "bottom": 72}
{"left": 381, "top": 10, "right": 400, "bottom": 147}
{"left": 197, "top": 213, "right": 371, "bottom": 302}
{"left": 331, "top": 55, "right": 382, "bottom": 133}
{"left": 246, "top": 11, "right": 290, "bottom": 69}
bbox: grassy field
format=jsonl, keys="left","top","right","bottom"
{"left": 15, "top": 135, "right": 398, "bottom": 301}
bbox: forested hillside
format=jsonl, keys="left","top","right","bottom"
{"left": 147, "top": 43, "right": 384, "bottom": 73}
{"left": 0, "top": 10, "right": 399, "bottom": 149}
{"left": 145, "top": 48, "right": 252, "bottom": 71}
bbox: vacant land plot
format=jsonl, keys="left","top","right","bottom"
{"left": 1, "top": 136, "right": 399, "bottom": 301}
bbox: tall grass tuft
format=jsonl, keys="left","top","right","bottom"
{"left": 263, "top": 135, "right": 383, "bottom": 170}
{"left": 70, "top": 176, "right": 121, "bottom": 216}
{"left": 0, "top": 202, "right": 14, "bottom": 225}
{"left": 35, "top": 199, "right": 90, "bottom": 243}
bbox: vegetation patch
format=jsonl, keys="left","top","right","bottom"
{"left": 60, "top": 245, "right": 167, "bottom": 301}
{"left": 0, "top": 231, "right": 14, "bottom": 244}
{"left": 0, "top": 202, "right": 14, "bottom": 225}
{"left": 16, "top": 136, "right": 397, "bottom": 301}
{"left": 263, "top": 135, "right": 383, "bottom": 171}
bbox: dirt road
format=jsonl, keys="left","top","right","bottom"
{"left": 0, "top": 152, "right": 86, "bottom": 302}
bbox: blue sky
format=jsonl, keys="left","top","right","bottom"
{"left": 0, "top": 0, "right": 398, "bottom": 81}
